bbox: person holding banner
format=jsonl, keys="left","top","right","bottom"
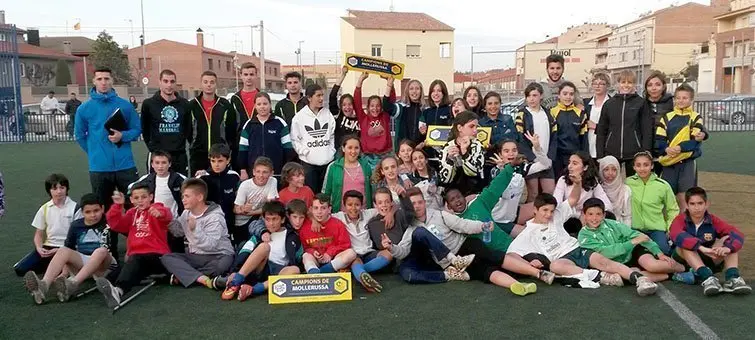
{"left": 354, "top": 72, "right": 396, "bottom": 169}
{"left": 479, "top": 92, "right": 518, "bottom": 147}
{"left": 419, "top": 80, "right": 452, "bottom": 133}
{"left": 329, "top": 67, "right": 359, "bottom": 147}
{"left": 438, "top": 111, "right": 485, "bottom": 196}
{"left": 384, "top": 78, "right": 425, "bottom": 149}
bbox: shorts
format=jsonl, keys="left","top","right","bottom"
{"left": 359, "top": 250, "right": 380, "bottom": 263}
{"left": 625, "top": 246, "right": 654, "bottom": 268}
{"left": 661, "top": 160, "right": 697, "bottom": 194}
{"left": 560, "top": 247, "right": 594, "bottom": 269}
{"left": 267, "top": 261, "right": 286, "bottom": 276}
{"left": 79, "top": 251, "right": 116, "bottom": 267}
{"left": 672, "top": 249, "right": 725, "bottom": 273}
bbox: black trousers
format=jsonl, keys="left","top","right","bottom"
{"left": 189, "top": 151, "right": 209, "bottom": 177}
{"left": 303, "top": 162, "right": 328, "bottom": 193}
{"left": 456, "top": 237, "right": 505, "bottom": 283}
{"left": 90, "top": 168, "right": 139, "bottom": 254}
{"left": 115, "top": 253, "right": 166, "bottom": 293}
{"left": 147, "top": 150, "right": 188, "bottom": 176}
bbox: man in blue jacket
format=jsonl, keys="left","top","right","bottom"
{"left": 74, "top": 67, "right": 142, "bottom": 210}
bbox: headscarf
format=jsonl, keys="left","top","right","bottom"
{"left": 598, "top": 156, "right": 627, "bottom": 212}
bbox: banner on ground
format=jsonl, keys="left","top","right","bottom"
{"left": 425, "top": 125, "right": 492, "bottom": 148}
{"left": 344, "top": 53, "right": 405, "bottom": 79}
{"left": 268, "top": 273, "right": 352, "bottom": 304}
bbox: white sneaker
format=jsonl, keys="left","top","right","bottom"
{"left": 701, "top": 276, "right": 723, "bottom": 296}
{"left": 451, "top": 254, "right": 475, "bottom": 272}
{"left": 444, "top": 266, "right": 470, "bottom": 282}
{"left": 95, "top": 276, "right": 122, "bottom": 308}
{"left": 599, "top": 272, "right": 625, "bottom": 287}
{"left": 635, "top": 276, "right": 658, "bottom": 296}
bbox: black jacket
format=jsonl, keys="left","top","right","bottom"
{"left": 65, "top": 99, "right": 82, "bottom": 116}
{"left": 515, "top": 106, "right": 558, "bottom": 161}
{"left": 596, "top": 93, "right": 654, "bottom": 160}
{"left": 141, "top": 91, "right": 192, "bottom": 152}
{"left": 187, "top": 94, "right": 238, "bottom": 155}
{"left": 329, "top": 84, "right": 360, "bottom": 146}
{"left": 229, "top": 89, "right": 258, "bottom": 131}
{"left": 250, "top": 223, "right": 303, "bottom": 267}
{"left": 129, "top": 171, "right": 186, "bottom": 215}
{"left": 274, "top": 92, "right": 308, "bottom": 125}
{"left": 199, "top": 167, "right": 240, "bottom": 232}
{"left": 647, "top": 93, "right": 674, "bottom": 125}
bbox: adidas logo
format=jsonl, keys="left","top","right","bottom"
{"left": 305, "top": 119, "right": 329, "bottom": 139}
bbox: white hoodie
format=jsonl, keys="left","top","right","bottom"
{"left": 290, "top": 104, "right": 336, "bottom": 166}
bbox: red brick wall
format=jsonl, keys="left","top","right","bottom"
{"left": 655, "top": 4, "right": 716, "bottom": 44}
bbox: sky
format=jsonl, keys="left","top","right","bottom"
{"left": 3, "top": 0, "right": 708, "bottom": 71}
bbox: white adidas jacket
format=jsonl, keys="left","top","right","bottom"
{"left": 290, "top": 105, "right": 336, "bottom": 166}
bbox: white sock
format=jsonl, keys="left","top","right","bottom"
{"left": 446, "top": 253, "right": 457, "bottom": 262}
{"left": 331, "top": 257, "right": 346, "bottom": 271}
{"left": 303, "top": 257, "right": 318, "bottom": 272}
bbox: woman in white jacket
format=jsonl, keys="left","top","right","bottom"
{"left": 598, "top": 156, "right": 632, "bottom": 226}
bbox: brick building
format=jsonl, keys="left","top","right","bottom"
{"left": 233, "top": 52, "right": 284, "bottom": 93}
{"left": 711, "top": 0, "right": 755, "bottom": 93}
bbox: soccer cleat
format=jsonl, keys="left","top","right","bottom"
{"left": 723, "top": 277, "right": 752, "bottom": 295}
{"left": 444, "top": 266, "right": 470, "bottom": 282}
{"left": 358, "top": 272, "right": 383, "bottom": 293}
{"left": 237, "top": 284, "right": 253, "bottom": 301}
{"left": 635, "top": 276, "right": 658, "bottom": 296}
{"left": 95, "top": 277, "right": 121, "bottom": 309}
{"left": 701, "top": 276, "right": 723, "bottom": 296}
{"left": 510, "top": 282, "right": 537, "bottom": 296}
{"left": 212, "top": 276, "right": 228, "bottom": 291}
{"left": 599, "top": 272, "right": 624, "bottom": 287}
{"left": 221, "top": 285, "right": 240, "bottom": 301}
{"left": 53, "top": 276, "right": 79, "bottom": 302}
{"left": 169, "top": 274, "right": 180, "bottom": 286}
{"left": 671, "top": 271, "right": 696, "bottom": 285}
{"left": 538, "top": 270, "right": 555, "bottom": 285}
{"left": 451, "top": 254, "right": 475, "bottom": 272}
{"left": 23, "top": 271, "right": 48, "bottom": 305}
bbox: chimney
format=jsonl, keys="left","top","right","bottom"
{"left": 27, "top": 28, "right": 40, "bottom": 46}
{"left": 0, "top": 10, "right": 5, "bottom": 25}
{"left": 63, "top": 41, "right": 72, "bottom": 55}
{"left": 196, "top": 27, "right": 204, "bottom": 48}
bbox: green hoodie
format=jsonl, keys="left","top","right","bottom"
{"left": 322, "top": 157, "right": 373, "bottom": 212}
{"left": 458, "top": 164, "right": 515, "bottom": 252}
{"left": 578, "top": 218, "right": 663, "bottom": 264}
{"left": 625, "top": 173, "right": 679, "bottom": 232}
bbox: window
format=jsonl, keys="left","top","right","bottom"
{"left": 406, "top": 45, "right": 421, "bottom": 58}
{"left": 371, "top": 44, "right": 382, "bottom": 57}
{"left": 208, "top": 58, "right": 214, "bottom": 70}
{"left": 226, "top": 61, "right": 231, "bottom": 72}
{"left": 701, "top": 44, "right": 709, "bottom": 54}
{"left": 19, "top": 62, "right": 25, "bottom": 77}
{"left": 440, "top": 42, "right": 451, "bottom": 58}
{"left": 0, "top": 33, "right": 6, "bottom": 42}
{"left": 620, "top": 36, "right": 629, "bottom": 44}
{"left": 632, "top": 50, "right": 637, "bottom": 60}
{"left": 138, "top": 58, "right": 153, "bottom": 70}
{"left": 620, "top": 52, "right": 627, "bottom": 62}
{"left": 217, "top": 60, "right": 221, "bottom": 69}
{"left": 274, "top": 67, "right": 278, "bottom": 76}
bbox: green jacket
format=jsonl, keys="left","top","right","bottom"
{"left": 625, "top": 173, "right": 679, "bottom": 232}
{"left": 459, "top": 164, "right": 515, "bottom": 252}
{"left": 322, "top": 157, "right": 373, "bottom": 212}
{"left": 578, "top": 218, "right": 663, "bottom": 264}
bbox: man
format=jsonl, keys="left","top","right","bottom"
{"left": 65, "top": 93, "right": 82, "bottom": 137}
{"left": 539, "top": 54, "right": 583, "bottom": 110}
{"left": 230, "top": 62, "right": 259, "bottom": 128}
{"left": 140, "top": 69, "right": 192, "bottom": 175}
{"left": 187, "top": 71, "right": 238, "bottom": 176}
{"left": 290, "top": 84, "right": 335, "bottom": 193}
{"left": 41, "top": 91, "right": 60, "bottom": 139}
{"left": 275, "top": 72, "right": 308, "bottom": 125}
{"left": 74, "top": 67, "right": 141, "bottom": 211}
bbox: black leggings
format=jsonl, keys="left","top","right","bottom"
{"left": 115, "top": 254, "right": 166, "bottom": 294}
{"left": 456, "top": 238, "right": 505, "bottom": 283}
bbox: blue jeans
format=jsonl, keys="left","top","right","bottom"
{"left": 644, "top": 230, "right": 672, "bottom": 256}
{"left": 399, "top": 228, "right": 450, "bottom": 284}
{"left": 13, "top": 247, "right": 56, "bottom": 277}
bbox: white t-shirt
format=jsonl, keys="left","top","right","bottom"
{"left": 268, "top": 229, "right": 288, "bottom": 266}
{"left": 506, "top": 201, "right": 579, "bottom": 261}
{"left": 333, "top": 209, "right": 378, "bottom": 256}
{"left": 234, "top": 177, "right": 279, "bottom": 226}
{"left": 32, "top": 197, "right": 77, "bottom": 247}
{"left": 531, "top": 108, "right": 551, "bottom": 154}
{"left": 154, "top": 175, "right": 178, "bottom": 219}
{"left": 587, "top": 96, "right": 606, "bottom": 158}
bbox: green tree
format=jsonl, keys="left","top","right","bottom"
{"left": 89, "top": 31, "right": 133, "bottom": 85}
{"left": 55, "top": 59, "right": 72, "bottom": 86}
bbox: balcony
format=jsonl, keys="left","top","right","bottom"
{"left": 732, "top": 0, "right": 755, "bottom": 11}
{"left": 722, "top": 55, "right": 754, "bottom": 67}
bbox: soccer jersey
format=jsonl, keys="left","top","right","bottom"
{"left": 507, "top": 201, "right": 579, "bottom": 261}
{"left": 31, "top": 197, "right": 77, "bottom": 247}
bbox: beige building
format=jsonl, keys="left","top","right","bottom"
{"left": 340, "top": 10, "right": 454, "bottom": 98}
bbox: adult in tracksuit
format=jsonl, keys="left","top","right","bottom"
{"left": 274, "top": 72, "right": 308, "bottom": 125}
{"left": 140, "top": 70, "right": 192, "bottom": 175}
{"left": 238, "top": 92, "right": 294, "bottom": 179}
{"left": 229, "top": 62, "right": 260, "bottom": 130}
{"left": 644, "top": 72, "right": 674, "bottom": 176}
{"left": 187, "top": 71, "right": 238, "bottom": 176}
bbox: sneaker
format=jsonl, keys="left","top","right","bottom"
{"left": 538, "top": 270, "right": 555, "bottom": 285}
{"left": 212, "top": 276, "right": 228, "bottom": 291}
{"left": 54, "top": 276, "right": 79, "bottom": 302}
{"left": 169, "top": 274, "right": 180, "bottom": 286}
{"left": 635, "top": 276, "right": 658, "bottom": 297}
{"left": 510, "top": 282, "right": 537, "bottom": 296}
{"left": 444, "top": 266, "right": 470, "bottom": 281}
{"left": 237, "top": 284, "right": 253, "bottom": 301}
{"left": 599, "top": 272, "right": 624, "bottom": 287}
{"left": 359, "top": 272, "right": 383, "bottom": 293}
{"left": 451, "top": 254, "right": 475, "bottom": 272}
{"left": 723, "top": 277, "right": 752, "bottom": 295}
{"left": 671, "top": 271, "right": 696, "bottom": 285}
{"left": 94, "top": 277, "right": 121, "bottom": 309}
{"left": 23, "top": 271, "right": 48, "bottom": 305}
{"left": 701, "top": 276, "right": 723, "bottom": 296}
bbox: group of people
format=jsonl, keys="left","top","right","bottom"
{"left": 12, "top": 54, "right": 751, "bottom": 310}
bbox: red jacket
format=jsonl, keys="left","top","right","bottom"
{"left": 355, "top": 86, "right": 395, "bottom": 154}
{"left": 299, "top": 217, "right": 351, "bottom": 257}
{"left": 106, "top": 203, "right": 172, "bottom": 256}
{"left": 669, "top": 212, "right": 744, "bottom": 253}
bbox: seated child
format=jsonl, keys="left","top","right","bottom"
{"left": 233, "top": 157, "right": 278, "bottom": 245}
{"left": 23, "top": 193, "right": 117, "bottom": 304}
{"left": 278, "top": 162, "right": 315, "bottom": 207}
{"left": 670, "top": 187, "right": 751, "bottom": 296}
{"left": 299, "top": 194, "right": 357, "bottom": 274}
{"left": 198, "top": 143, "right": 241, "bottom": 245}
{"left": 161, "top": 179, "right": 234, "bottom": 289}
{"left": 95, "top": 183, "right": 172, "bottom": 308}
{"left": 15, "top": 174, "right": 77, "bottom": 277}
{"left": 578, "top": 198, "right": 685, "bottom": 283}
{"left": 221, "top": 200, "right": 304, "bottom": 301}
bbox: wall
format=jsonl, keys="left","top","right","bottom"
{"left": 654, "top": 4, "right": 716, "bottom": 44}
{"left": 126, "top": 41, "right": 201, "bottom": 91}
{"left": 517, "top": 42, "right": 599, "bottom": 92}
{"left": 651, "top": 43, "right": 700, "bottom": 74}
{"left": 697, "top": 55, "right": 717, "bottom": 93}
{"left": 17, "top": 57, "right": 76, "bottom": 87}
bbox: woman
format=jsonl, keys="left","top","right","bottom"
{"left": 329, "top": 66, "right": 359, "bottom": 147}
{"left": 384, "top": 79, "right": 424, "bottom": 149}
{"left": 354, "top": 72, "right": 395, "bottom": 170}
{"left": 463, "top": 86, "right": 484, "bottom": 116}
{"left": 322, "top": 135, "right": 373, "bottom": 212}
{"left": 598, "top": 156, "right": 632, "bottom": 226}
{"left": 584, "top": 73, "right": 611, "bottom": 159}
{"left": 410, "top": 149, "right": 443, "bottom": 210}
{"left": 516, "top": 82, "right": 557, "bottom": 202}
{"left": 553, "top": 151, "right": 614, "bottom": 235}
{"left": 438, "top": 111, "right": 485, "bottom": 195}
{"left": 371, "top": 155, "right": 412, "bottom": 203}
{"left": 644, "top": 72, "right": 673, "bottom": 176}
{"left": 451, "top": 98, "right": 465, "bottom": 118}
{"left": 129, "top": 96, "right": 138, "bottom": 110}
{"left": 479, "top": 91, "right": 517, "bottom": 147}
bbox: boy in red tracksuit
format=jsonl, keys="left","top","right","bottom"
{"left": 299, "top": 194, "right": 356, "bottom": 274}
{"left": 95, "top": 182, "right": 172, "bottom": 309}
{"left": 354, "top": 72, "right": 396, "bottom": 169}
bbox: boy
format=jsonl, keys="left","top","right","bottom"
{"left": 230, "top": 62, "right": 260, "bottom": 128}
{"left": 188, "top": 71, "right": 238, "bottom": 176}
{"left": 504, "top": 175, "right": 659, "bottom": 296}
{"left": 161, "top": 179, "right": 234, "bottom": 289}
{"left": 290, "top": 84, "right": 336, "bottom": 193}
{"left": 15, "top": 174, "right": 77, "bottom": 277}
{"left": 670, "top": 187, "right": 751, "bottom": 295}
{"left": 275, "top": 71, "right": 308, "bottom": 125}
{"left": 198, "top": 143, "right": 241, "bottom": 243}
{"left": 95, "top": 183, "right": 172, "bottom": 308}
{"left": 578, "top": 198, "right": 686, "bottom": 283}
{"left": 655, "top": 83, "right": 708, "bottom": 210}
{"left": 221, "top": 200, "right": 303, "bottom": 301}
{"left": 24, "top": 193, "right": 117, "bottom": 304}
{"left": 238, "top": 92, "right": 294, "bottom": 178}
{"left": 129, "top": 150, "right": 187, "bottom": 252}
{"left": 299, "top": 194, "right": 357, "bottom": 274}
{"left": 234, "top": 157, "right": 279, "bottom": 246}
{"left": 278, "top": 162, "right": 315, "bottom": 207}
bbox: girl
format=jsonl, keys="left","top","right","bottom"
{"left": 451, "top": 98, "right": 465, "bottom": 118}
{"left": 644, "top": 72, "right": 673, "bottom": 176}
{"left": 384, "top": 78, "right": 424, "bottom": 148}
{"left": 625, "top": 151, "right": 679, "bottom": 255}
{"left": 551, "top": 81, "right": 588, "bottom": 179}
{"left": 463, "top": 86, "right": 484, "bottom": 116}
{"left": 397, "top": 139, "right": 416, "bottom": 176}
{"left": 419, "top": 79, "right": 452, "bottom": 136}
{"left": 129, "top": 95, "right": 138, "bottom": 110}
{"left": 371, "top": 155, "right": 412, "bottom": 202}
{"left": 354, "top": 72, "right": 395, "bottom": 170}
{"left": 329, "top": 66, "right": 359, "bottom": 147}
{"left": 322, "top": 135, "right": 373, "bottom": 212}
{"left": 278, "top": 162, "right": 315, "bottom": 208}
{"left": 516, "top": 82, "right": 557, "bottom": 202}
{"left": 238, "top": 92, "right": 293, "bottom": 180}
{"left": 438, "top": 111, "right": 485, "bottom": 195}
{"left": 479, "top": 91, "right": 517, "bottom": 147}
{"left": 598, "top": 156, "right": 632, "bottom": 226}
{"left": 410, "top": 149, "right": 443, "bottom": 210}
{"left": 584, "top": 72, "right": 611, "bottom": 159}
{"left": 553, "top": 151, "right": 613, "bottom": 235}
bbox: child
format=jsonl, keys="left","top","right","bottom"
{"left": 626, "top": 151, "right": 679, "bottom": 255}
{"left": 516, "top": 82, "right": 557, "bottom": 202}
{"left": 670, "top": 187, "right": 751, "bottom": 295}
{"left": 198, "top": 143, "right": 241, "bottom": 244}
{"left": 290, "top": 84, "right": 336, "bottom": 193}
{"left": 463, "top": 86, "right": 484, "bottom": 116}
{"left": 551, "top": 81, "right": 588, "bottom": 179}
{"left": 322, "top": 135, "right": 373, "bottom": 212}
{"left": 129, "top": 150, "right": 187, "bottom": 252}
{"left": 278, "top": 162, "right": 315, "bottom": 207}
{"left": 372, "top": 155, "right": 412, "bottom": 203}
{"left": 451, "top": 98, "right": 465, "bottom": 118}
{"left": 23, "top": 194, "right": 117, "bottom": 304}
{"left": 579, "top": 198, "right": 685, "bottom": 283}
{"left": 596, "top": 70, "right": 653, "bottom": 176}
{"left": 655, "top": 84, "right": 708, "bottom": 211}
{"left": 439, "top": 111, "right": 485, "bottom": 195}
{"left": 161, "top": 179, "right": 234, "bottom": 289}
{"left": 397, "top": 139, "right": 416, "bottom": 177}
{"left": 479, "top": 91, "right": 517, "bottom": 146}
{"left": 14, "top": 174, "right": 77, "bottom": 277}
{"left": 329, "top": 66, "right": 360, "bottom": 147}
{"left": 354, "top": 72, "right": 396, "bottom": 169}
{"left": 96, "top": 183, "right": 172, "bottom": 308}
{"left": 188, "top": 71, "right": 238, "bottom": 176}
{"left": 553, "top": 151, "right": 613, "bottom": 235}
{"left": 233, "top": 157, "right": 279, "bottom": 245}
{"left": 409, "top": 149, "right": 443, "bottom": 210}
{"left": 384, "top": 79, "right": 425, "bottom": 149}
{"left": 419, "top": 79, "right": 452, "bottom": 134}
{"left": 238, "top": 92, "right": 294, "bottom": 179}
{"left": 299, "top": 194, "right": 357, "bottom": 274}
{"left": 598, "top": 156, "right": 632, "bottom": 226}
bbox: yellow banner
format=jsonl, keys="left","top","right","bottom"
{"left": 425, "top": 125, "right": 492, "bottom": 148}
{"left": 344, "top": 53, "right": 405, "bottom": 80}
{"left": 268, "top": 273, "right": 352, "bottom": 304}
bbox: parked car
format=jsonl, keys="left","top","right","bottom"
{"left": 22, "top": 103, "right": 68, "bottom": 135}
{"left": 706, "top": 95, "right": 755, "bottom": 125}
